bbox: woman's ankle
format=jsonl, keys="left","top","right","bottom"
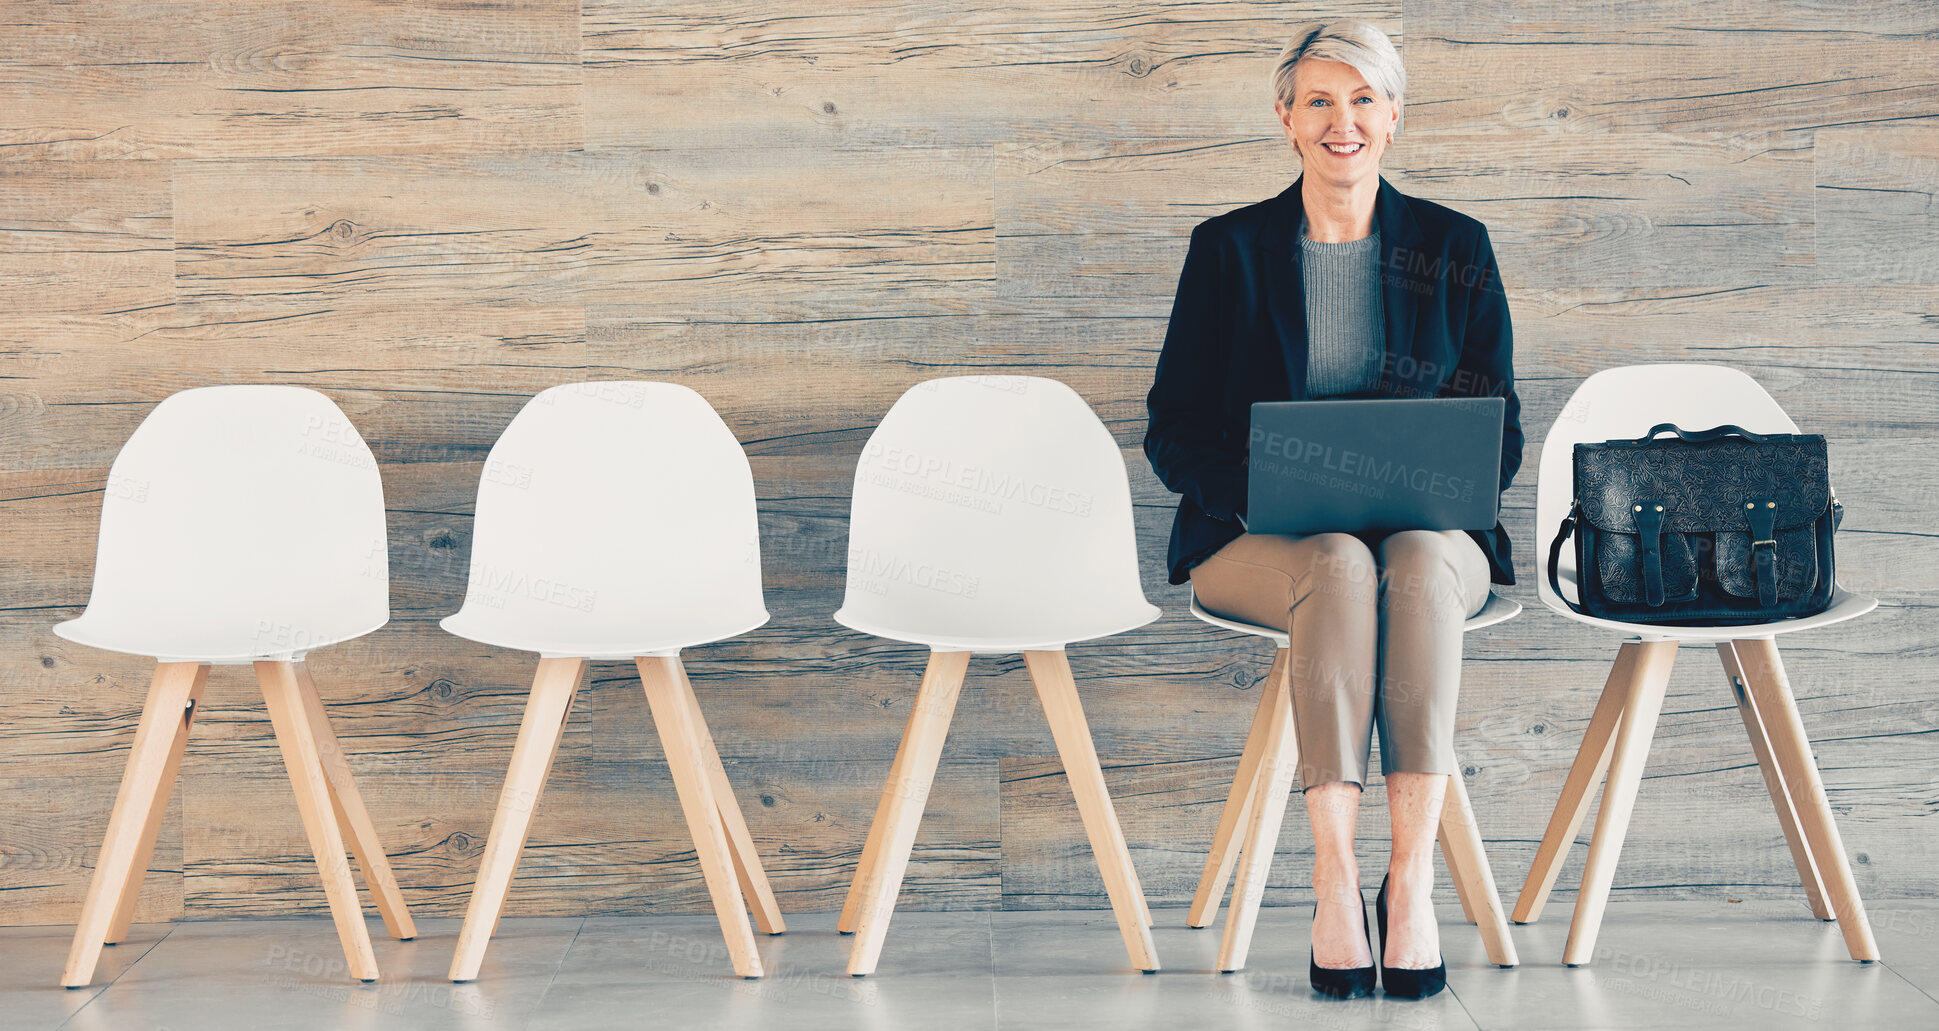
{"left": 1386, "top": 853, "right": 1433, "bottom": 888}
{"left": 1312, "top": 857, "right": 1362, "bottom": 898}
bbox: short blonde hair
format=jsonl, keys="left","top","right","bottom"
{"left": 1269, "top": 20, "right": 1407, "bottom": 136}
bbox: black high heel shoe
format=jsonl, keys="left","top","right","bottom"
{"left": 1375, "top": 872, "right": 1446, "bottom": 999}
{"left": 1309, "top": 888, "right": 1376, "bottom": 999}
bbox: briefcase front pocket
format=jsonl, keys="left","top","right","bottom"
{"left": 1716, "top": 523, "right": 1819, "bottom": 601}
{"left": 1588, "top": 520, "right": 1699, "bottom": 606}
{"left": 1589, "top": 519, "right": 1698, "bottom": 608}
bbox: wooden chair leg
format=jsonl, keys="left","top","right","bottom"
{"left": 1441, "top": 823, "right": 1478, "bottom": 925}
{"left": 837, "top": 664, "right": 932, "bottom": 937}
{"left": 103, "top": 664, "right": 209, "bottom": 947}
{"left": 1562, "top": 639, "right": 1678, "bottom": 966}
{"left": 670, "top": 659, "right": 786, "bottom": 936}
{"left": 1216, "top": 662, "right": 1296, "bottom": 973}
{"left": 1024, "top": 649, "right": 1160, "bottom": 972}
{"left": 639, "top": 656, "right": 763, "bottom": 979}
{"left": 487, "top": 659, "right": 578, "bottom": 944}
{"left": 62, "top": 662, "right": 205, "bottom": 987}
{"left": 1437, "top": 802, "right": 1478, "bottom": 924}
{"left": 845, "top": 650, "right": 971, "bottom": 977}
{"left": 1129, "top": 846, "right": 1154, "bottom": 929}
{"left": 1730, "top": 638, "right": 1880, "bottom": 962}
{"left": 1513, "top": 640, "right": 1637, "bottom": 924}
{"left": 1716, "top": 642, "right": 1833, "bottom": 921}
{"left": 449, "top": 656, "right": 584, "bottom": 983}
{"left": 1438, "top": 767, "right": 1519, "bottom": 967}
{"left": 1187, "top": 648, "right": 1286, "bottom": 929}
{"left": 255, "top": 660, "right": 379, "bottom": 983}
{"left": 291, "top": 663, "right": 417, "bottom": 942}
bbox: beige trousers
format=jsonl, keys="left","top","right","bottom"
{"left": 1190, "top": 529, "right": 1491, "bottom": 789}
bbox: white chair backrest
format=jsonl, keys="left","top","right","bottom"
{"left": 453, "top": 381, "right": 766, "bottom": 641}
{"left": 838, "top": 375, "right": 1154, "bottom": 645}
{"left": 1536, "top": 364, "right": 1798, "bottom": 594}
{"left": 76, "top": 385, "right": 389, "bottom": 655}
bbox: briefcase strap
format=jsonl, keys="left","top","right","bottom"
{"left": 1746, "top": 498, "right": 1780, "bottom": 606}
{"left": 1547, "top": 500, "right": 1585, "bottom": 615}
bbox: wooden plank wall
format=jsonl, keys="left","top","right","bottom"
{"left": 2, "top": 1, "right": 1934, "bottom": 926}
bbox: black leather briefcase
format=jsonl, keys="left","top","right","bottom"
{"left": 1546, "top": 423, "right": 1842, "bottom": 626}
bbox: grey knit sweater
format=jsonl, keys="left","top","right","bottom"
{"left": 1297, "top": 212, "right": 1385, "bottom": 397}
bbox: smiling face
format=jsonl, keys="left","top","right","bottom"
{"left": 1276, "top": 58, "right": 1399, "bottom": 188}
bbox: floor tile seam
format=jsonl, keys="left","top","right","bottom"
{"left": 55, "top": 923, "right": 178, "bottom": 1031}
{"left": 1444, "top": 975, "right": 1485, "bottom": 1031}
{"left": 530, "top": 916, "right": 589, "bottom": 1027}
{"left": 985, "top": 910, "right": 1001, "bottom": 1030}
{"left": 1879, "top": 961, "right": 1939, "bottom": 1009}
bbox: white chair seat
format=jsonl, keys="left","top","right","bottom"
{"left": 51, "top": 384, "right": 391, "bottom": 665}
{"left": 440, "top": 381, "right": 770, "bottom": 661}
{"left": 1188, "top": 588, "right": 1522, "bottom": 646}
{"left": 440, "top": 607, "right": 768, "bottom": 660}
{"left": 54, "top": 611, "right": 385, "bottom": 665}
{"left": 1539, "top": 570, "right": 1877, "bottom": 643}
{"left": 832, "top": 603, "right": 1159, "bottom": 654}
{"left": 835, "top": 375, "right": 1161, "bottom": 657}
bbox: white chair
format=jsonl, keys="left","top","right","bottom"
{"left": 1516, "top": 364, "right": 1880, "bottom": 965}
{"left": 1185, "top": 589, "right": 1523, "bottom": 972}
{"left": 441, "top": 381, "right": 784, "bottom": 983}
{"left": 55, "top": 385, "right": 414, "bottom": 987}
{"left": 834, "top": 375, "right": 1163, "bottom": 976}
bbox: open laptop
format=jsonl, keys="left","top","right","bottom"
{"left": 1240, "top": 398, "right": 1505, "bottom": 534}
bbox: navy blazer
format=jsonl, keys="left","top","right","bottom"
{"left": 1143, "top": 174, "right": 1522, "bottom": 587}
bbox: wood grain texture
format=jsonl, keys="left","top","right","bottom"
{"left": 2, "top": 1, "right": 1935, "bottom": 925}
{"left": 1400, "top": 0, "right": 1939, "bottom": 136}
{"left": 169, "top": 149, "right": 996, "bottom": 314}
{"left": 583, "top": 3, "right": 1402, "bottom": 150}
{"left": 1815, "top": 127, "right": 1939, "bottom": 284}
{"left": 0, "top": 0, "right": 583, "bottom": 160}
{"left": 0, "top": 162, "right": 173, "bottom": 314}
{"left": 171, "top": 757, "right": 1001, "bottom": 922}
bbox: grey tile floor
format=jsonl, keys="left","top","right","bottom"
{"left": 6, "top": 900, "right": 1937, "bottom": 1030}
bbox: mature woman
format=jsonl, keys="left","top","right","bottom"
{"left": 1143, "top": 21, "right": 1520, "bottom": 1001}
